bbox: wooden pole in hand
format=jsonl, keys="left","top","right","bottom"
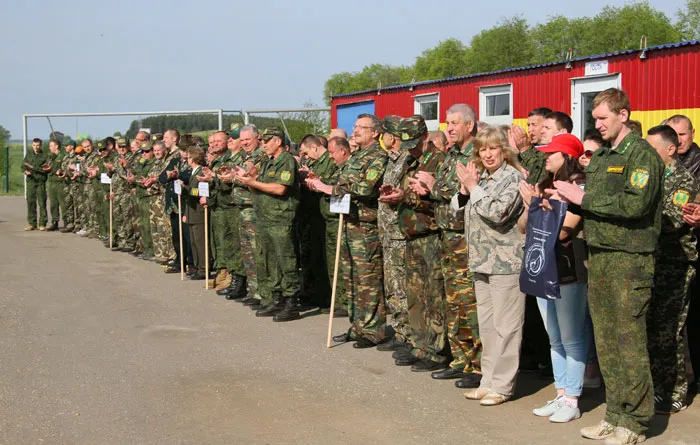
{"left": 326, "top": 213, "right": 344, "bottom": 348}
{"left": 178, "top": 192, "right": 184, "bottom": 281}
{"left": 109, "top": 182, "right": 113, "bottom": 249}
{"left": 204, "top": 207, "right": 209, "bottom": 290}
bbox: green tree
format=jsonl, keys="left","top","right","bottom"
{"left": 464, "top": 16, "right": 534, "bottom": 73}
{"left": 323, "top": 63, "right": 413, "bottom": 103}
{"left": 0, "top": 125, "right": 10, "bottom": 144}
{"left": 413, "top": 38, "right": 470, "bottom": 81}
{"left": 676, "top": 0, "right": 700, "bottom": 40}
{"left": 530, "top": 15, "right": 593, "bottom": 64}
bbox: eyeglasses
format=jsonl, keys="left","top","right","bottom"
{"left": 583, "top": 150, "right": 594, "bottom": 159}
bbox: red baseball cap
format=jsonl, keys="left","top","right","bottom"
{"left": 539, "top": 133, "right": 584, "bottom": 159}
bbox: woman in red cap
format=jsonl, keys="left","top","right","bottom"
{"left": 518, "top": 133, "right": 590, "bottom": 424}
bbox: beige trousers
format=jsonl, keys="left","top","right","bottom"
{"left": 474, "top": 273, "right": 525, "bottom": 396}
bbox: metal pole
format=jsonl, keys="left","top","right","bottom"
{"left": 4, "top": 145, "right": 9, "bottom": 193}
{"left": 218, "top": 110, "right": 223, "bottom": 131}
{"left": 22, "top": 115, "right": 27, "bottom": 198}
{"left": 244, "top": 112, "right": 249, "bottom": 125}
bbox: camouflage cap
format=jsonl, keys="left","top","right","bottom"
{"left": 139, "top": 141, "right": 153, "bottom": 151}
{"left": 96, "top": 140, "right": 107, "bottom": 151}
{"left": 151, "top": 133, "right": 163, "bottom": 142}
{"left": 382, "top": 115, "right": 402, "bottom": 137}
{"left": 179, "top": 134, "right": 193, "bottom": 150}
{"left": 65, "top": 139, "right": 77, "bottom": 147}
{"left": 116, "top": 137, "right": 128, "bottom": 147}
{"left": 260, "top": 126, "right": 285, "bottom": 141}
{"left": 228, "top": 123, "right": 242, "bottom": 139}
{"left": 397, "top": 115, "right": 428, "bottom": 150}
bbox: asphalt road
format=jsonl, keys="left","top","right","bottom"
{"left": 1, "top": 196, "right": 698, "bottom": 444}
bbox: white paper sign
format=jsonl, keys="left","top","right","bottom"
{"left": 330, "top": 194, "right": 351, "bottom": 214}
{"left": 198, "top": 182, "right": 210, "bottom": 197}
{"left": 75, "top": 163, "right": 81, "bottom": 172}
{"left": 100, "top": 173, "right": 112, "bottom": 184}
{"left": 174, "top": 181, "right": 182, "bottom": 195}
{"left": 585, "top": 60, "right": 608, "bottom": 76}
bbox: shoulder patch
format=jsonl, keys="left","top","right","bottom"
{"left": 280, "top": 171, "right": 291, "bottom": 181}
{"left": 267, "top": 170, "right": 276, "bottom": 177}
{"left": 192, "top": 188, "right": 199, "bottom": 197}
{"left": 607, "top": 166, "right": 624, "bottom": 174}
{"left": 672, "top": 189, "right": 690, "bottom": 207}
{"left": 366, "top": 169, "right": 379, "bottom": 181}
{"left": 630, "top": 169, "right": 650, "bottom": 189}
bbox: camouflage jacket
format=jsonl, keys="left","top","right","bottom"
{"left": 431, "top": 141, "right": 473, "bottom": 231}
{"left": 79, "top": 151, "right": 99, "bottom": 184}
{"left": 332, "top": 142, "right": 387, "bottom": 223}
{"left": 47, "top": 151, "right": 64, "bottom": 183}
{"left": 312, "top": 151, "right": 340, "bottom": 221}
{"left": 398, "top": 144, "right": 445, "bottom": 239}
{"left": 254, "top": 150, "right": 299, "bottom": 225}
{"left": 111, "top": 154, "right": 131, "bottom": 195}
{"left": 23, "top": 149, "right": 48, "bottom": 182}
{"left": 301, "top": 151, "right": 335, "bottom": 221}
{"left": 378, "top": 150, "right": 411, "bottom": 241}
{"left": 60, "top": 152, "right": 78, "bottom": 184}
{"left": 452, "top": 162, "right": 525, "bottom": 275}
{"left": 134, "top": 157, "right": 154, "bottom": 199}
{"left": 233, "top": 147, "right": 265, "bottom": 207}
{"left": 580, "top": 132, "right": 664, "bottom": 254}
{"left": 520, "top": 146, "right": 546, "bottom": 185}
{"left": 144, "top": 157, "right": 169, "bottom": 196}
{"left": 212, "top": 149, "right": 245, "bottom": 208}
{"left": 657, "top": 161, "right": 700, "bottom": 263}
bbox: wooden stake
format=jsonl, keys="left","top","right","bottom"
{"left": 109, "top": 182, "right": 113, "bottom": 249}
{"left": 204, "top": 207, "right": 209, "bottom": 290}
{"left": 178, "top": 192, "right": 184, "bottom": 281}
{"left": 326, "top": 213, "right": 344, "bottom": 348}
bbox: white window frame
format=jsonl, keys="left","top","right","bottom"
{"left": 479, "top": 84, "right": 513, "bottom": 126}
{"left": 413, "top": 93, "right": 440, "bottom": 131}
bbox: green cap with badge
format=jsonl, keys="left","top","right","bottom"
{"left": 260, "top": 126, "right": 285, "bottom": 141}
{"left": 116, "top": 137, "right": 129, "bottom": 147}
{"left": 96, "top": 140, "right": 107, "bottom": 151}
{"left": 179, "top": 134, "right": 193, "bottom": 150}
{"left": 151, "top": 133, "right": 163, "bottom": 142}
{"left": 140, "top": 141, "right": 153, "bottom": 151}
{"left": 228, "top": 123, "right": 242, "bottom": 139}
{"left": 382, "top": 115, "right": 402, "bottom": 137}
{"left": 66, "top": 139, "right": 77, "bottom": 147}
{"left": 397, "top": 115, "right": 428, "bottom": 150}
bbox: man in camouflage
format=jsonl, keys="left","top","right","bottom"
{"left": 77, "top": 139, "right": 100, "bottom": 238}
{"left": 309, "top": 114, "right": 388, "bottom": 348}
{"left": 46, "top": 139, "right": 65, "bottom": 231}
{"left": 59, "top": 140, "right": 78, "bottom": 233}
{"left": 109, "top": 137, "right": 135, "bottom": 251}
{"left": 413, "top": 103, "right": 482, "bottom": 385}
{"left": 376, "top": 115, "right": 412, "bottom": 351}
{"left": 645, "top": 124, "right": 699, "bottom": 414}
{"left": 520, "top": 107, "right": 551, "bottom": 184}
{"left": 236, "top": 127, "right": 300, "bottom": 321}
{"left": 381, "top": 115, "right": 447, "bottom": 371}
{"left": 22, "top": 138, "right": 49, "bottom": 231}
{"left": 134, "top": 141, "right": 156, "bottom": 259}
{"left": 555, "top": 89, "right": 663, "bottom": 444}
{"left": 146, "top": 141, "right": 174, "bottom": 263}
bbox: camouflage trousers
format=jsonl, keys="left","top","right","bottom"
{"left": 341, "top": 220, "right": 386, "bottom": 344}
{"left": 210, "top": 206, "right": 241, "bottom": 273}
{"left": 46, "top": 180, "right": 65, "bottom": 225}
{"left": 588, "top": 248, "right": 654, "bottom": 435}
{"left": 255, "top": 221, "right": 299, "bottom": 305}
{"left": 137, "top": 196, "right": 154, "bottom": 255}
{"left": 25, "top": 179, "right": 47, "bottom": 227}
{"left": 131, "top": 191, "right": 142, "bottom": 252}
{"left": 406, "top": 233, "right": 446, "bottom": 363}
{"left": 298, "top": 212, "right": 331, "bottom": 306}
{"left": 70, "top": 181, "right": 83, "bottom": 229}
{"left": 324, "top": 217, "right": 346, "bottom": 310}
{"left": 647, "top": 261, "right": 695, "bottom": 405}
{"left": 63, "top": 183, "right": 75, "bottom": 228}
{"left": 382, "top": 238, "right": 411, "bottom": 343}
{"left": 83, "top": 181, "right": 98, "bottom": 235}
{"left": 441, "top": 230, "right": 481, "bottom": 373}
{"left": 113, "top": 188, "right": 134, "bottom": 250}
{"left": 149, "top": 193, "right": 174, "bottom": 261}
{"left": 239, "top": 207, "right": 258, "bottom": 299}
{"left": 92, "top": 181, "right": 107, "bottom": 237}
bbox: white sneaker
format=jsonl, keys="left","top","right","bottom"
{"left": 533, "top": 395, "right": 564, "bottom": 417}
{"left": 549, "top": 402, "right": 581, "bottom": 423}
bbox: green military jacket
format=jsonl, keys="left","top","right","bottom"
{"left": 378, "top": 150, "right": 411, "bottom": 241}
{"left": 657, "top": 161, "right": 699, "bottom": 263}
{"left": 580, "top": 131, "right": 664, "bottom": 253}
{"left": 145, "top": 156, "right": 168, "bottom": 196}
{"left": 47, "top": 151, "right": 65, "bottom": 183}
{"left": 80, "top": 151, "right": 99, "bottom": 184}
{"left": 60, "top": 152, "right": 77, "bottom": 185}
{"left": 111, "top": 153, "right": 131, "bottom": 195}
{"left": 232, "top": 148, "right": 265, "bottom": 207}
{"left": 22, "top": 149, "right": 48, "bottom": 182}
{"left": 431, "top": 141, "right": 472, "bottom": 231}
{"left": 212, "top": 149, "right": 244, "bottom": 208}
{"left": 134, "top": 157, "right": 155, "bottom": 199}
{"left": 311, "top": 151, "right": 339, "bottom": 221}
{"left": 398, "top": 144, "right": 446, "bottom": 239}
{"left": 332, "top": 141, "right": 387, "bottom": 223}
{"left": 520, "top": 146, "right": 547, "bottom": 185}
{"left": 254, "top": 149, "right": 299, "bottom": 225}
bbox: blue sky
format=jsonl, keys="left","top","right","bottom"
{"left": 1, "top": 0, "right": 686, "bottom": 140}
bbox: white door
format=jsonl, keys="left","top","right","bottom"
{"left": 571, "top": 74, "right": 621, "bottom": 138}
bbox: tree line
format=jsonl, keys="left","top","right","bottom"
{"left": 324, "top": 0, "right": 700, "bottom": 101}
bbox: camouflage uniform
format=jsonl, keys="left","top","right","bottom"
{"left": 23, "top": 149, "right": 48, "bottom": 227}
{"left": 233, "top": 147, "right": 265, "bottom": 300}
{"left": 398, "top": 137, "right": 446, "bottom": 364}
{"left": 112, "top": 148, "right": 135, "bottom": 250}
{"left": 210, "top": 150, "right": 244, "bottom": 275}
{"left": 254, "top": 147, "right": 300, "bottom": 305}
{"left": 207, "top": 153, "right": 227, "bottom": 271}
{"left": 312, "top": 151, "right": 345, "bottom": 310}
{"left": 431, "top": 141, "right": 481, "bottom": 374}
{"left": 146, "top": 155, "right": 174, "bottom": 260}
{"left": 378, "top": 143, "right": 411, "bottom": 343}
{"left": 46, "top": 150, "right": 65, "bottom": 226}
{"left": 71, "top": 153, "right": 86, "bottom": 230}
{"left": 134, "top": 151, "right": 155, "bottom": 255}
{"left": 520, "top": 145, "right": 547, "bottom": 185}
{"left": 333, "top": 141, "right": 388, "bottom": 344}
{"left": 60, "top": 150, "right": 77, "bottom": 229}
{"left": 647, "top": 161, "right": 699, "bottom": 407}
{"left": 581, "top": 131, "right": 664, "bottom": 435}
{"left": 81, "top": 150, "right": 100, "bottom": 237}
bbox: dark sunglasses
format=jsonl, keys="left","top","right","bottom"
{"left": 583, "top": 150, "right": 594, "bottom": 159}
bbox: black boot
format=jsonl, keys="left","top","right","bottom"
{"left": 46, "top": 222, "right": 59, "bottom": 232}
{"left": 255, "top": 293, "right": 285, "bottom": 317}
{"left": 217, "top": 275, "right": 241, "bottom": 296}
{"left": 273, "top": 296, "right": 301, "bottom": 322}
{"left": 219, "top": 275, "right": 246, "bottom": 299}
